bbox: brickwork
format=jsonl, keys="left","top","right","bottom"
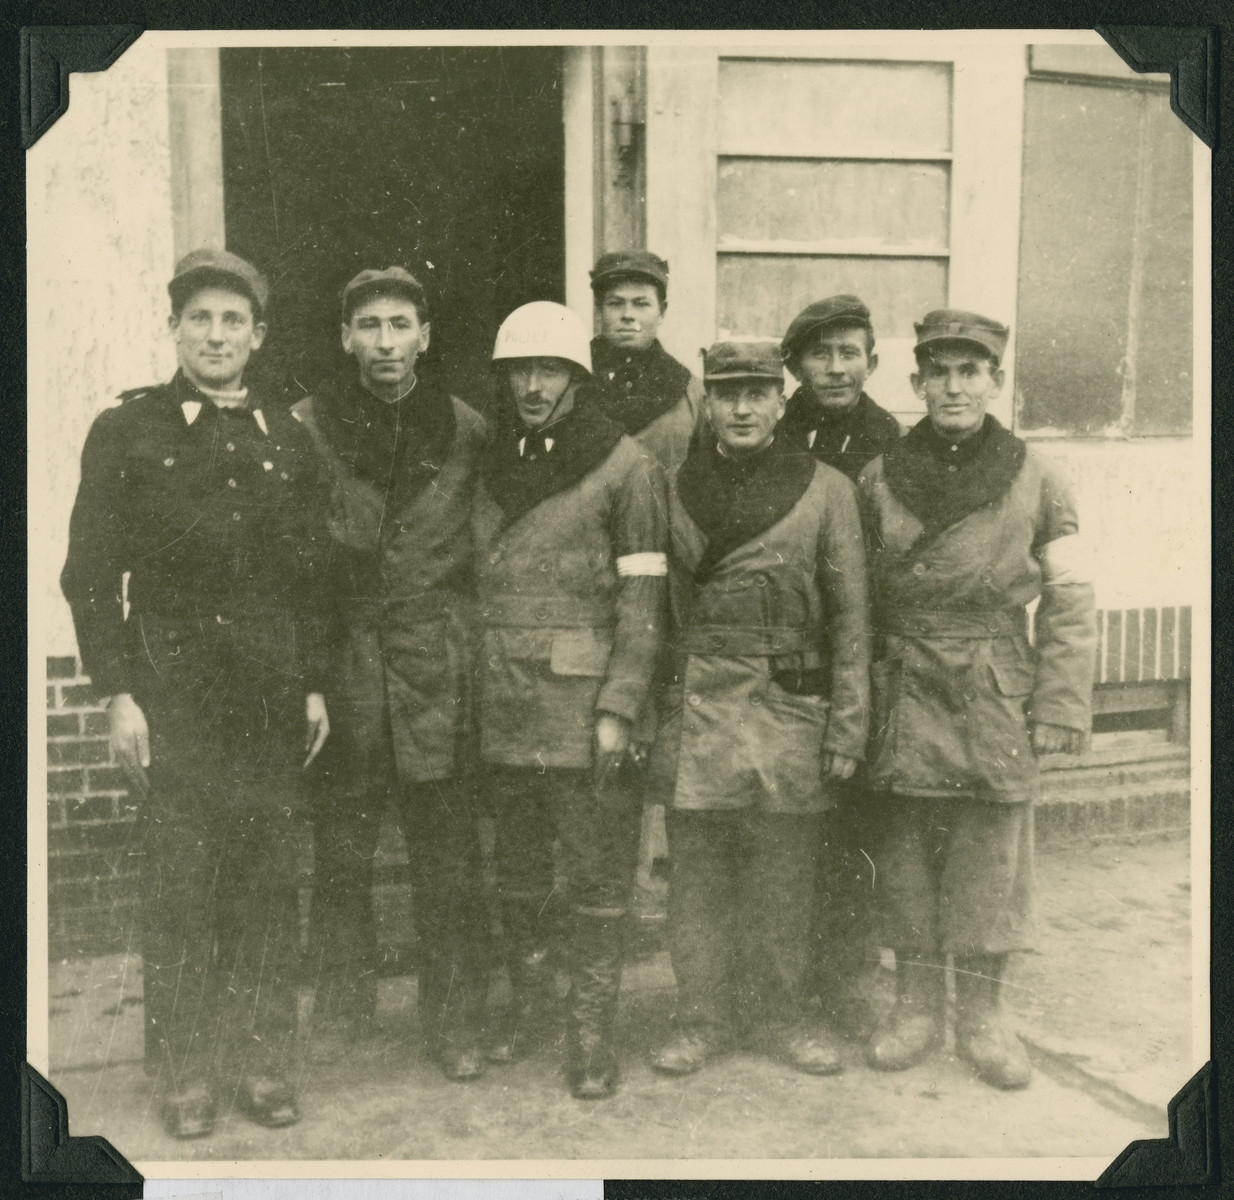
{"left": 45, "top": 657, "right": 141, "bottom": 957}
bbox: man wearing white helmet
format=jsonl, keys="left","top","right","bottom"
{"left": 473, "top": 301, "right": 668, "bottom": 1099}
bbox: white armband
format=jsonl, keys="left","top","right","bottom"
{"left": 616, "top": 552, "right": 668, "bottom": 577}
{"left": 1040, "top": 534, "right": 1090, "bottom": 586}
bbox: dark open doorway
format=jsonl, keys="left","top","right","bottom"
{"left": 219, "top": 46, "right": 565, "bottom": 409}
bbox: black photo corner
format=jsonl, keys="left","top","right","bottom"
{"left": 6, "top": 4, "right": 1232, "bottom": 1198}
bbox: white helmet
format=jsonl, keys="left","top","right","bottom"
{"left": 491, "top": 301, "right": 592, "bottom": 376}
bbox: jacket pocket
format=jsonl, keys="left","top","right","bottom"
{"left": 989, "top": 658, "right": 1034, "bottom": 697}
{"left": 549, "top": 628, "right": 613, "bottom": 677}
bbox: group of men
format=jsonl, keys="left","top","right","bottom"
{"left": 61, "top": 244, "right": 1096, "bottom": 1140}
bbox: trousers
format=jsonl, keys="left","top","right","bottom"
{"left": 810, "top": 782, "right": 882, "bottom": 990}
{"left": 307, "top": 773, "right": 489, "bottom": 1023}
{"left": 484, "top": 765, "right": 642, "bottom": 918}
{"left": 130, "top": 610, "right": 309, "bottom": 1086}
{"left": 666, "top": 807, "right": 822, "bottom": 1036}
{"left": 875, "top": 794, "right": 1036, "bottom": 955}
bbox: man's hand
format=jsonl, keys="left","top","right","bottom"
{"left": 594, "top": 712, "right": 633, "bottom": 792}
{"left": 108, "top": 693, "right": 150, "bottom": 794}
{"left": 823, "top": 752, "right": 859, "bottom": 780}
{"left": 304, "top": 692, "right": 330, "bottom": 767}
{"left": 595, "top": 712, "right": 631, "bottom": 758}
{"left": 1031, "top": 721, "right": 1084, "bottom": 756}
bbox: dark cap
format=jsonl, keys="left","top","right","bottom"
{"left": 341, "top": 266, "right": 427, "bottom": 321}
{"left": 913, "top": 308, "right": 1009, "bottom": 363}
{"left": 702, "top": 339, "right": 785, "bottom": 383}
{"left": 780, "top": 295, "right": 872, "bottom": 360}
{"left": 168, "top": 248, "right": 268, "bottom": 318}
{"left": 590, "top": 250, "right": 670, "bottom": 295}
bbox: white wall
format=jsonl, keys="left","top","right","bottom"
{"left": 28, "top": 36, "right": 178, "bottom": 656}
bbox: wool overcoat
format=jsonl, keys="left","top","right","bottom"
{"left": 857, "top": 447, "right": 1096, "bottom": 803}
{"left": 292, "top": 385, "right": 487, "bottom": 786}
{"left": 652, "top": 462, "right": 871, "bottom": 813}
{"left": 472, "top": 435, "right": 668, "bottom": 770}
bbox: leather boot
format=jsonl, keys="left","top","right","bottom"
{"left": 565, "top": 910, "right": 625, "bottom": 1100}
{"left": 485, "top": 899, "right": 559, "bottom": 1064}
{"left": 954, "top": 954, "right": 1032, "bottom": 1089}
{"left": 867, "top": 950, "right": 944, "bottom": 1071}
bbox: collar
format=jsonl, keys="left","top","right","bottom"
{"left": 359, "top": 373, "right": 418, "bottom": 406}
{"left": 174, "top": 373, "right": 268, "bottom": 435}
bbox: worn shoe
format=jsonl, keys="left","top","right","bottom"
{"left": 955, "top": 1021, "right": 1032, "bottom": 1089}
{"left": 867, "top": 951, "right": 944, "bottom": 1072}
{"left": 650, "top": 1030, "right": 730, "bottom": 1076}
{"left": 235, "top": 1075, "right": 300, "bottom": 1128}
{"left": 771, "top": 1025, "right": 844, "bottom": 1076}
{"left": 160, "top": 1080, "right": 216, "bottom": 1139}
{"left": 867, "top": 1010, "right": 943, "bottom": 1071}
{"left": 954, "top": 954, "right": 1032, "bottom": 1089}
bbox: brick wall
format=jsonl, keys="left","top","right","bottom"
{"left": 46, "top": 657, "right": 141, "bottom": 957}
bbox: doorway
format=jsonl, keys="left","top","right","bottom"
{"left": 219, "top": 46, "right": 565, "bottom": 408}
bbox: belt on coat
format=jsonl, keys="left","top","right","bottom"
{"left": 347, "top": 589, "right": 459, "bottom": 621}
{"left": 676, "top": 624, "right": 822, "bottom": 657}
{"left": 480, "top": 594, "right": 612, "bottom": 628}
{"left": 878, "top": 608, "right": 1028, "bottom": 639}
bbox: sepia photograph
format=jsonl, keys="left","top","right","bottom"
{"left": 26, "top": 28, "right": 1209, "bottom": 1181}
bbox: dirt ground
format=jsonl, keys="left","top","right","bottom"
{"left": 41, "top": 831, "right": 1194, "bottom": 1168}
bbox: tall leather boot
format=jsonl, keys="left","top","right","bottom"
{"left": 565, "top": 910, "right": 625, "bottom": 1100}
{"left": 485, "top": 898, "right": 559, "bottom": 1065}
{"left": 866, "top": 950, "right": 945, "bottom": 1071}
{"left": 954, "top": 954, "right": 1032, "bottom": 1089}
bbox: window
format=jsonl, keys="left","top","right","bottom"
{"left": 713, "top": 58, "right": 952, "bottom": 345}
{"left": 1015, "top": 49, "right": 1193, "bottom": 437}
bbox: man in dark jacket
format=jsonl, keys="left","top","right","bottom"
{"left": 858, "top": 309, "right": 1096, "bottom": 1089}
{"left": 780, "top": 295, "right": 901, "bottom": 482}
{"left": 473, "top": 301, "right": 667, "bottom": 1099}
{"left": 780, "top": 295, "right": 902, "bottom": 1040}
{"left": 648, "top": 340, "right": 870, "bottom": 1078}
{"left": 589, "top": 250, "right": 704, "bottom": 476}
{"left": 61, "top": 249, "right": 332, "bottom": 1137}
{"left": 295, "top": 267, "right": 490, "bottom": 1081}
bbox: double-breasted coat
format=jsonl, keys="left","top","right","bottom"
{"left": 292, "top": 380, "right": 487, "bottom": 788}
{"left": 472, "top": 435, "right": 667, "bottom": 770}
{"left": 856, "top": 448, "right": 1096, "bottom": 803}
{"left": 652, "top": 462, "right": 871, "bottom": 812}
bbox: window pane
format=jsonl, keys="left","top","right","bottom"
{"left": 1132, "top": 98, "right": 1193, "bottom": 435}
{"left": 717, "top": 59, "right": 952, "bottom": 156}
{"left": 718, "top": 158, "right": 950, "bottom": 248}
{"left": 716, "top": 254, "right": 947, "bottom": 341}
{"left": 1016, "top": 79, "right": 1192, "bottom": 436}
{"left": 1016, "top": 81, "right": 1141, "bottom": 433}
